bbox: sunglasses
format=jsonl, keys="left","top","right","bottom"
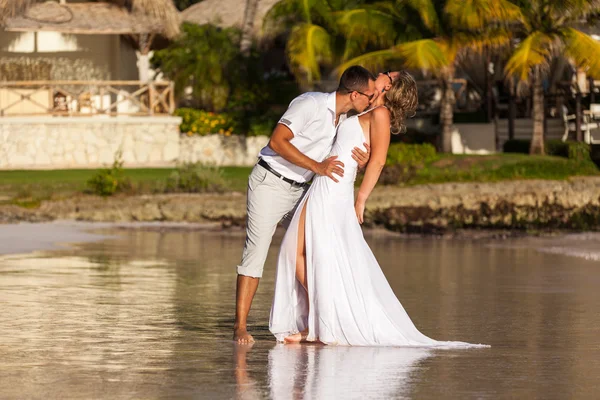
{"left": 340, "top": 84, "right": 375, "bottom": 101}
{"left": 384, "top": 70, "right": 393, "bottom": 84}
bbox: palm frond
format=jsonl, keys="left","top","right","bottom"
{"left": 132, "top": 0, "right": 181, "bottom": 38}
{"left": 341, "top": 38, "right": 365, "bottom": 62}
{"left": 262, "top": 0, "right": 300, "bottom": 36}
{"left": 262, "top": 0, "right": 336, "bottom": 37}
{"left": 334, "top": 48, "right": 402, "bottom": 77}
{"left": 335, "top": 8, "right": 398, "bottom": 49}
{"left": 444, "top": 0, "right": 523, "bottom": 30}
{"left": 504, "top": 31, "right": 556, "bottom": 82}
{"left": 396, "top": 39, "right": 450, "bottom": 72}
{"left": 405, "top": 0, "right": 440, "bottom": 34}
{"left": 549, "top": 0, "right": 600, "bottom": 21}
{"left": 561, "top": 27, "right": 600, "bottom": 78}
{"left": 459, "top": 27, "right": 513, "bottom": 55}
{"left": 286, "top": 22, "right": 333, "bottom": 85}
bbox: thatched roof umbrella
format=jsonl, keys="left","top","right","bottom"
{"left": 1, "top": 0, "right": 181, "bottom": 81}
{"left": 181, "top": 0, "right": 280, "bottom": 50}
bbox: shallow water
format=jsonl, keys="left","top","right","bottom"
{"left": 1, "top": 227, "right": 599, "bottom": 399}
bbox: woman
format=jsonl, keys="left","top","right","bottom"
{"left": 269, "top": 71, "right": 487, "bottom": 347}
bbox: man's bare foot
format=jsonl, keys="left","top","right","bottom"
{"left": 283, "top": 329, "right": 308, "bottom": 343}
{"left": 234, "top": 327, "right": 255, "bottom": 343}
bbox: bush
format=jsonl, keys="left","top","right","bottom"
{"left": 502, "top": 139, "right": 531, "bottom": 154}
{"left": 381, "top": 143, "right": 438, "bottom": 184}
{"left": 567, "top": 142, "right": 593, "bottom": 164}
{"left": 153, "top": 23, "right": 300, "bottom": 117}
{"left": 246, "top": 110, "right": 281, "bottom": 137}
{"left": 164, "top": 163, "right": 227, "bottom": 193}
{"left": 503, "top": 139, "right": 593, "bottom": 164}
{"left": 86, "top": 152, "right": 132, "bottom": 197}
{"left": 152, "top": 23, "right": 244, "bottom": 112}
{"left": 545, "top": 140, "right": 569, "bottom": 158}
{"left": 176, "top": 108, "right": 237, "bottom": 136}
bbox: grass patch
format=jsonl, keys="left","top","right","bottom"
{"left": 409, "top": 153, "right": 600, "bottom": 185}
{"left": 0, "top": 166, "right": 253, "bottom": 205}
{"left": 0, "top": 153, "right": 598, "bottom": 208}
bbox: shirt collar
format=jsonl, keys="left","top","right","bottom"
{"left": 327, "top": 91, "right": 336, "bottom": 114}
{"left": 327, "top": 91, "right": 341, "bottom": 126}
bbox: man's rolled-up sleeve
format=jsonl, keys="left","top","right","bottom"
{"left": 278, "top": 95, "right": 317, "bottom": 136}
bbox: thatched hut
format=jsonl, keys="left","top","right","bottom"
{"left": 181, "top": 0, "right": 279, "bottom": 38}
{"left": 0, "top": 0, "right": 180, "bottom": 116}
{"left": 0, "top": 1, "right": 184, "bottom": 170}
{"left": 1, "top": 0, "right": 180, "bottom": 83}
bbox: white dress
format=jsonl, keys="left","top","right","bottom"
{"left": 269, "top": 111, "right": 487, "bottom": 348}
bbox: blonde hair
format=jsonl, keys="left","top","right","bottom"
{"left": 384, "top": 71, "right": 418, "bottom": 134}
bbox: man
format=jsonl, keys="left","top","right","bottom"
{"left": 234, "top": 66, "right": 377, "bottom": 343}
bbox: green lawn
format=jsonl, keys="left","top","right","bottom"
{"left": 0, "top": 154, "right": 598, "bottom": 206}
{"left": 409, "top": 153, "right": 600, "bottom": 185}
{"left": 0, "top": 167, "right": 253, "bottom": 204}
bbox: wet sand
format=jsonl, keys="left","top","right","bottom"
{"left": 0, "top": 221, "right": 114, "bottom": 255}
{"left": 1, "top": 224, "right": 600, "bottom": 398}
{"left": 0, "top": 221, "right": 228, "bottom": 255}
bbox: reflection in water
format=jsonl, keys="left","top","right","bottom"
{"left": 268, "top": 344, "right": 431, "bottom": 400}
{"left": 1, "top": 228, "right": 599, "bottom": 398}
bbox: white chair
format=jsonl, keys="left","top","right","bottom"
{"left": 562, "top": 105, "right": 599, "bottom": 142}
{"left": 587, "top": 104, "right": 600, "bottom": 144}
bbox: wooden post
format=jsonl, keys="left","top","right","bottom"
{"left": 48, "top": 84, "right": 53, "bottom": 114}
{"left": 99, "top": 85, "right": 105, "bottom": 115}
{"left": 148, "top": 83, "right": 154, "bottom": 116}
{"left": 168, "top": 82, "right": 175, "bottom": 114}
{"left": 576, "top": 92, "right": 582, "bottom": 142}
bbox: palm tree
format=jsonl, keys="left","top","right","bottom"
{"left": 0, "top": 0, "right": 180, "bottom": 81}
{"left": 336, "top": 0, "right": 519, "bottom": 152}
{"left": 239, "top": 0, "right": 260, "bottom": 56}
{"left": 503, "top": 0, "right": 600, "bottom": 155}
{"left": 263, "top": 0, "right": 378, "bottom": 89}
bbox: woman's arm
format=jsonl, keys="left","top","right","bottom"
{"left": 355, "top": 107, "right": 391, "bottom": 224}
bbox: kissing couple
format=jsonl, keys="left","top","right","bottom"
{"left": 233, "top": 66, "right": 487, "bottom": 348}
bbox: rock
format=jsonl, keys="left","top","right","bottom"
{"left": 1, "top": 178, "right": 600, "bottom": 232}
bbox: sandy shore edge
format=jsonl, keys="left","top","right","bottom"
{"left": 0, "top": 221, "right": 230, "bottom": 256}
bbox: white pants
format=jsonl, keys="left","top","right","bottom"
{"left": 236, "top": 164, "right": 308, "bottom": 278}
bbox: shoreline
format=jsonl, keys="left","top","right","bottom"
{"left": 0, "top": 218, "right": 572, "bottom": 259}
{"left": 1, "top": 177, "right": 599, "bottom": 234}
{"left": 1, "top": 221, "right": 599, "bottom": 265}
{"left": 0, "top": 221, "right": 115, "bottom": 256}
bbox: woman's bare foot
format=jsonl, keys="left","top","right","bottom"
{"left": 283, "top": 329, "right": 308, "bottom": 343}
{"left": 233, "top": 327, "right": 255, "bottom": 343}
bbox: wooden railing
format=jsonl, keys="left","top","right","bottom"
{"left": 0, "top": 80, "right": 175, "bottom": 117}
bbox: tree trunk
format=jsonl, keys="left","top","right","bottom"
{"left": 530, "top": 69, "right": 545, "bottom": 155}
{"left": 240, "top": 0, "right": 260, "bottom": 56}
{"left": 440, "top": 78, "right": 455, "bottom": 153}
{"left": 485, "top": 53, "right": 493, "bottom": 122}
{"left": 137, "top": 51, "right": 150, "bottom": 82}
{"left": 508, "top": 88, "right": 516, "bottom": 140}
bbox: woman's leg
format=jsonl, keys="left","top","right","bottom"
{"left": 295, "top": 201, "right": 309, "bottom": 292}
{"left": 284, "top": 201, "right": 310, "bottom": 343}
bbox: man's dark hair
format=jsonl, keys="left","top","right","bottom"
{"left": 337, "top": 66, "right": 376, "bottom": 94}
